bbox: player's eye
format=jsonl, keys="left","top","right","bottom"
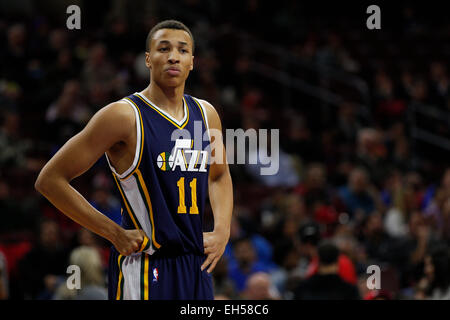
{"left": 180, "top": 48, "right": 188, "bottom": 53}
{"left": 159, "top": 47, "right": 169, "bottom": 52}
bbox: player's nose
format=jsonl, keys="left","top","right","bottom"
{"left": 168, "top": 50, "right": 180, "bottom": 63}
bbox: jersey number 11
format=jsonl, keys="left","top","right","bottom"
{"left": 176, "top": 177, "right": 199, "bottom": 214}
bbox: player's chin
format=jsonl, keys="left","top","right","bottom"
{"left": 164, "top": 78, "right": 186, "bottom": 88}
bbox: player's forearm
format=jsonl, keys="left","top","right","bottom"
{"left": 208, "top": 170, "right": 233, "bottom": 235}
{"left": 35, "top": 174, "right": 122, "bottom": 243}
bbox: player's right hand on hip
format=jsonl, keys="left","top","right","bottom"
{"left": 114, "top": 228, "right": 147, "bottom": 256}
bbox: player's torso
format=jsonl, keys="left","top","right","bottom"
{"left": 109, "top": 92, "right": 211, "bottom": 256}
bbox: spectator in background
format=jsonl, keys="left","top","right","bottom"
{"left": 424, "top": 168, "right": 450, "bottom": 237}
{"left": 262, "top": 193, "right": 307, "bottom": 242}
{"left": 45, "top": 80, "right": 91, "bottom": 149}
{"left": 45, "top": 29, "right": 69, "bottom": 62}
{"left": 0, "top": 178, "right": 38, "bottom": 233}
{"left": 355, "top": 128, "right": 388, "bottom": 186}
{"left": 16, "top": 219, "right": 69, "bottom": 299}
{"left": 300, "top": 222, "right": 358, "bottom": 285}
{"left": 241, "top": 272, "right": 280, "bottom": 300}
{"left": 270, "top": 240, "right": 303, "bottom": 298}
{"left": 243, "top": 111, "right": 301, "bottom": 187}
{"left": 68, "top": 228, "right": 110, "bottom": 270}
{"left": 0, "top": 250, "right": 9, "bottom": 299}
{"left": 337, "top": 167, "right": 377, "bottom": 222}
{"left": 104, "top": 16, "right": 134, "bottom": 60}
{"left": 395, "top": 211, "right": 439, "bottom": 289}
{"left": 316, "top": 32, "right": 359, "bottom": 73}
{"left": 0, "top": 111, "right": 32, "bottom": 170}
{"left": 224, "top": 215, "right": 276, "bottom": 273}
{"left": 45, "top": 79, "right": 91, "bottom": 124}
{"left": 373, "top": 70, "right": 407, "bottom": 126}
{"left": 439, "top": 197, "right": 450, "bottom": 245}
{"left": 333, "top": 226, "right": 366, "bottom": 275}
{"left": 429, "top": 61, "right": 449, "bottom": 108}
{"left": 415, "top": 243, "right": 450, "bottom": 300}
{"left": 227, "top": 236, "right": 273, "bottom": 293}
{"left": 1, "top": 24, "right": 28, "bottom": 88}
{"left": 245, "top": 142, "right": 300, "bottom": 188}
{"left": 364, "top": 289, "right": 393, "bottom": 300}
{"left": 410, "top": 78, "right": 429, "bottom": 104}
{"left": 399, "top": 69, "right": 415, "bottom": 99}
{"left": 283, "top": 111, "right": 319, "bottom": 163}
{"left": 293, "top": 242, "right": 360, "bottom": 300}
{"left": 383, "top": 171, "right": 421, "bottom": 239}
{"left": 335, "top": 101, "right": 361, "bottom": 149}
{"left": 279, "top": 211, "right": 304, "bottom": 243}
{"left": 0, "top": 77, "right": 22, "bottom": 112}
{"left": 89, "top": 186, "right": 122, "bottom": 226}
{"left": 359, "top": 212, "right": 397, "bottom": 265}
{"left": 386, "top": 122, "right": 412, "bottom": 172}
{"left": 81, "top": 43, "right": 116, "bottom": 100}
{"left": 267, "top": 197, "right": 308, "bottom": 297}
{"left": 45, "top": 49, "right": 79, "bottom": 92}
{"left": 53, "top": 246, "right": 108, "bottom": 300}
{"left": 211, "top": 256, "right": 238, "bottom": 300}
{"left": 294, "top": 162, "right": 333, "bottom": 211}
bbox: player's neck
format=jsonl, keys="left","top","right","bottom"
{"left": 144, "top": 83, "right": 185, "bottom": 118}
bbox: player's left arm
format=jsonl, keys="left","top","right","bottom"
{"left": 200, "top": 99, "right": 233, "bottom": 273}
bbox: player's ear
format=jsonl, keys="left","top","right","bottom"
{"left": 145, "top": 52, "right": 151, "bottom": 69}
{"left": 190, "top": 55, "right": 194, "bottom": 71}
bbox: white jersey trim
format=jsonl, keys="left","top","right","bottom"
{"left": 134, "top": 92, "right": 187, "bottom": 126}
{"left": 121, "top": 254, "right": 141, "bottom": 300}
{"left": 193, "top": 97, "right": 211, "bottom": 143}
{"left": 105, "top": 98, "right": 142, "bottom": 179}
{"left": 119, "top": 176, "right": 156, "bottom": 255}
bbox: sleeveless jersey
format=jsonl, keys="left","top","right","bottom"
{"left": 106, "top": 92, "right": 211, "bottom": 257}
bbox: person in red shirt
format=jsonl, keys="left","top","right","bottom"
{"left": 294, "top": 242, "right": 360, "bottom": 300}
{"left": 299, "top": 222, "right": 357, "bottom": 285}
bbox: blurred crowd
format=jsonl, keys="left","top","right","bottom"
{"left": 0, "top": 0, "right": 449, "bottom": 300}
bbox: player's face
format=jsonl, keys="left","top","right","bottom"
{"left": 146, "top": 29, "right": 194, "bottom": 88}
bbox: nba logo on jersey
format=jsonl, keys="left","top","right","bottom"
{"left": 153, "top": 268, "right": 159, "bottom": 282}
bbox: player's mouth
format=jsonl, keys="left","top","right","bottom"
{"left": 166, "top": 67, "right": 181, "bottom": 76}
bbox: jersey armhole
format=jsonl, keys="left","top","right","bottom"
{"left": 105, "top": 98, "right": 143, "bottom": 180}
{"left": 193, "top": 97, "right": 211, "bottom": 143}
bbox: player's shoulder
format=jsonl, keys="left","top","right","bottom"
{"left": 190, "top": 96, "right": 219, "bottom": 120}
{"left": 189, "top": 96, "right": 222, "bottom": 130}
{"left": 93, "top": 98, "right": 136, "bottom": 129}
{"left": 105, "top": 98, "right": 135, "bottom": 114}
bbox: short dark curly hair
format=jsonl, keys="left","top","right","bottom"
{"left": 145, "top": 20, "right": 194, "bottom": 53}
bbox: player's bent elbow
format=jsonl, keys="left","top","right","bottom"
{"left": 34, "top": 174, "right": 45, "bottom": 194}
{"left": 34, "top": 171, "right": 51, "bottom": 196}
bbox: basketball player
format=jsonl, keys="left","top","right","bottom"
{"left": 35, "top": 20, "right": 233, "bottom": 300}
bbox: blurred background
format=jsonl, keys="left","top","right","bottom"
{"left": 0, "top": 0, "right": 449, "bottom": 300}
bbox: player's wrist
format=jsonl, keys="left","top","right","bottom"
{"left": 105, "top": 222, "right": 125, "bottom": 245}
{"left": 213, "top": 225, "right": 230, "bottom": 238}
